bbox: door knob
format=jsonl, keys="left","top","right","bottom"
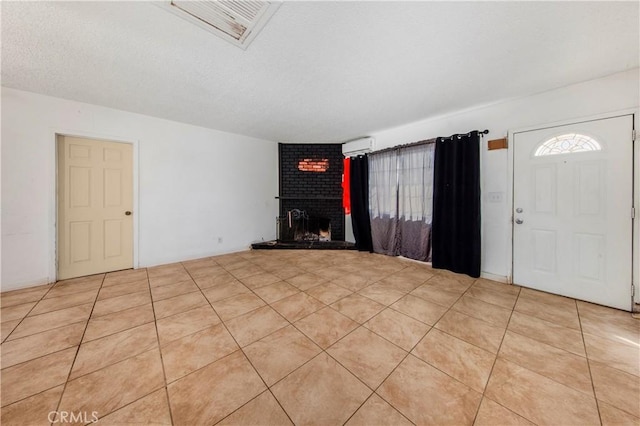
{"left": 125, "top": 211, "right": 132, "bottom": 216}
{"left": 515, "top": 218, "right": 523, "bottom": 224}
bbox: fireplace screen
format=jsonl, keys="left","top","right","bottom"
{"left": 277, "top": 209, "right": 331, "bottom": 242}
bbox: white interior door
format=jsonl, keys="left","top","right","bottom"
{"left": 513, "top": 115, "right": 633, "bottom": 310}
{"left": 57, "top": 136, "right": 134, "bottom": 280}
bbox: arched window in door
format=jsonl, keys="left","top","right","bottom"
{"left": 534, "top": 133, "right": 602, "bottom": 156}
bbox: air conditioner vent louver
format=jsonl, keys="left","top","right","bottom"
{"left": 219, "top": 1, "right": 264, "bottom": 21}
{"left": 161, "top": 1, "right": 280, "bottom": 49}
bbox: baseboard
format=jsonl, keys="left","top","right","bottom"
{"left": 480, "top": 272, "right": 509, "bottom": 283}
{"left": 1, "top": 277, "right": 53, "bottom": 293}
{"left": 394, "top": 257, "right": 511, "bottom": 284}
{"left": 141, "top": 246, "right": 251, "bottom": 269}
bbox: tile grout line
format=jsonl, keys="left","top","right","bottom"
{"left": 1, "top": 281, "right": 59, "bottom": 344}
{"left": 332, "top": 339, "right": 416, "bottom": 426}
{"left": 576, "top": 300, "right": 604, "bottom": 426}
{"left": 172, "top": 256, "right": 636, "bottom": 422}
{"left": 339, "top": 270, "right": 452, "bottom": 423}
{"left": 416, "top": 293, "right": 508, "bottom": 358}
{"left": 212, "top": 389, "right": 280, "bottom": 425}
{"left": 0, "top": 278, "right": 158, "bottom": 411}
{"left": 286, "top": 268, "right": 460, "bottom": 424}
{"left": 499, "top": 299, "right": 610, "bottom": 399}
{"left": 505, "top": 309, "right": 587, "bottom": 356}
{"left": 178, "top": 261, "right": 269, "bottom": 418}
{"left": 468, "top": 284, "right": 521, "bottom": 425}
{"left": 80, "top": 303, "right": 155, "bottom": 344}
{"left": 216, "top": 256, "right": 397, "bottom": 424}
{"left": 50, "top": 273, "right": 107, "bottom": 425}
{"left": 144, "top": 267, "right": 177, "bottom": 426}
{"left": 9, "top": 287, "right": 100, "bottom": 319}
{"left": 19, "top": 273, "right": 165, "bottom": 418}
{"left": 8, "top": 252, "right": 630, "bottom": 425}
{"left": 2, "top": 315, "right": 94, "bottom": 346}
{"left": 149, "top": 262, "right": 251, "bottom": 415}
{"left": 360, "top": 311, "right": 430, "bottom": 353}
{"left": 366, "top": 275, "right": 491, "bottom": 422}
{"left": 347, "top": 394, "right": 416, "bottom": 426}
{"left": 168, "top": 261, "right": 520, "bottom": 425}
{"left": 468, "top": 286, "right": 602, "bottom": 424}
{"left": 37, "top": 337, "right": 159, "bottom": 385}
{"left": 0, "top": 332, "right": 95, "bottom": 412}
{"left": 182, "top": 259, "right": 298, "bottom": 426}
{"left": 488, "top": 323, "right": 586, "bottom": 357}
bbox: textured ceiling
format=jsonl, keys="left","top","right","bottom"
{"left": 2, "top": 1, "right": 638, "bottom": 143}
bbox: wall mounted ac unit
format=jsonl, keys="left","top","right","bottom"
{"left": 342, "top": 137, "right": 374, "bottom": 157}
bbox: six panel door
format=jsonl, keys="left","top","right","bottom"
{"left": 57, "top": 136, "right": 133, "bottom": 280}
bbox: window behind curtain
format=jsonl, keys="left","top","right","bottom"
{"left": 369, "top": 143, "right": 435, "bottom": 261}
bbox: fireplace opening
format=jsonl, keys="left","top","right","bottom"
{"left": 277, "top": 209, "right": 331, "bottom": 242}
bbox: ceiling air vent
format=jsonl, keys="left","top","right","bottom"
{"left": 159, "top": 1, "right": 280, "bottom": 49}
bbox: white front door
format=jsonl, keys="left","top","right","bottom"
{"left": 513, "top": 115, "right": 633, "bottom": 310}
{"left": 57, "top": 136, "right": 134, "bottom": 280}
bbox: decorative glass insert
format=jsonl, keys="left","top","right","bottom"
{"left": 534, "top": 133, "right": 602, "bottom": 156}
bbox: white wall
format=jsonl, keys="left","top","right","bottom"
{"left": 3, "top": 69, "right": 638, "bottom": 291}
{"left": 370, "top": 68, "right": 640, "bottom": 281}
{"left": 1, "top": 88, "right": 278, "bottom": 291}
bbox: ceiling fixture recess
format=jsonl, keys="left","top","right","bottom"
{"left": 159, "top": 1, "right": 280, "bottom": 49}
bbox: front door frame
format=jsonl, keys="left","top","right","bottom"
{"left": 506, "top": 109, "right": 639, "bottom": 311}
{"left": 52, "top": 129, "right": 140, "bottom": 282}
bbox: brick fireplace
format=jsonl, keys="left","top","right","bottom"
{"left": 278, "top": 143, "right": 345, "bottom": 242}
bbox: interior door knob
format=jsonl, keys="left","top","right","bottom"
{"left": 125, "top": 211, "right": 132, "bottom": 216}
{"left": 515, "top": 218, "right": 523, "bottom": 224}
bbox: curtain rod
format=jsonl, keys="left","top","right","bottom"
{"left": 439, "top": 129, "right": 489, "bottom": 141}
{"left": 370, "top": 129, "right": 489, "bottom": 156}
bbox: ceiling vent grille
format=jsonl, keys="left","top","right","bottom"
{"left": 159, "top": 1, "right": 280, "bottom": 49}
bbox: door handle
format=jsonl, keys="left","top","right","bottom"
{"left": 515, "top": 218, "right": 523, "bottom": 224}
{"left": 125, "top": 211, "right": 132, "bottom": 216}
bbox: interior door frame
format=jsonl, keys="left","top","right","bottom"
{"left": 506, "top": 109, "right": 639, "bottom": 311}
{"left": 52, "top": 130, "right": 140, "bottom": 282}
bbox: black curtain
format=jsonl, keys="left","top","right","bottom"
{"left": 350, "top": 155, "right": 373, "bottom": 252}
{"left": 432, "top": 131, "right": 481, "bottom": 277}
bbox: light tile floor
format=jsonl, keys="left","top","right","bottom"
{"left": 1, "top": 250, "right": 639, "bottom": 425}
